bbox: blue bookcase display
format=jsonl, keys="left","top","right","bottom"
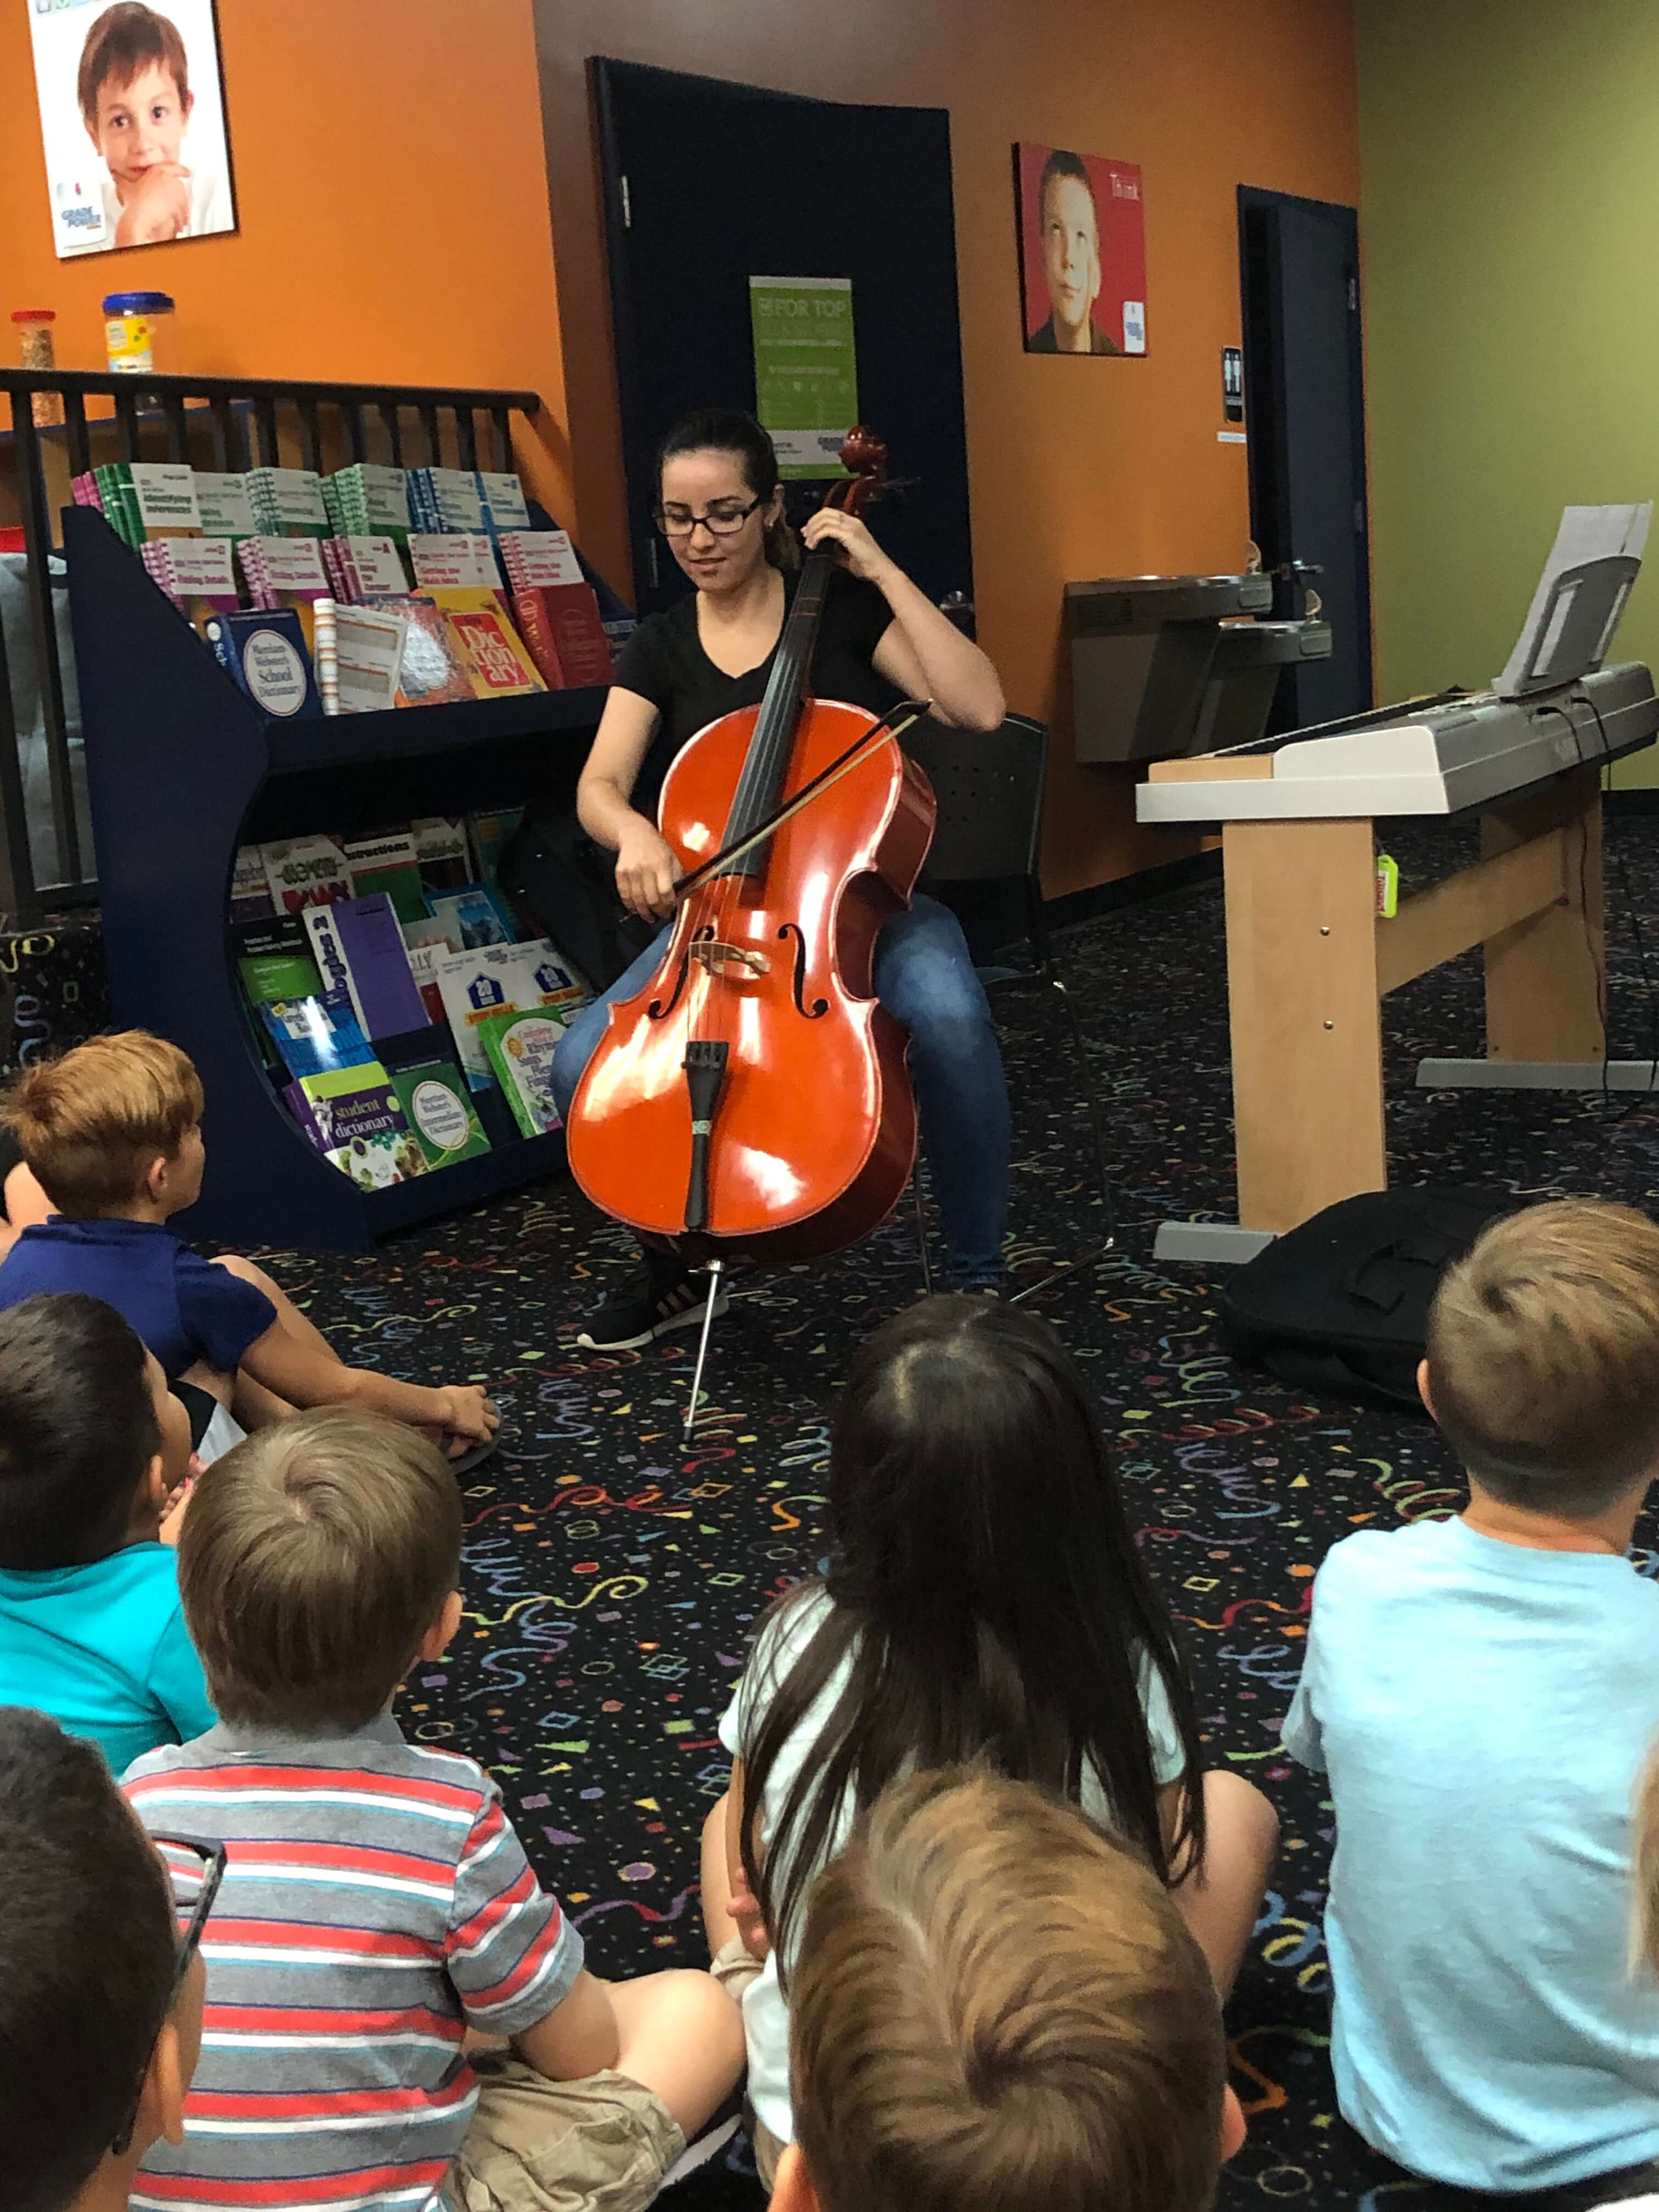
{"left": 66, "top": 505, "right": 605, "bottom": 1251}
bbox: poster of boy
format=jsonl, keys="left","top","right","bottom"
{"left": 1015, "top": 143, "right": 1146, "bottom": 357}
{"left": 27, "top": 0, "right": 236, "bottom": 258}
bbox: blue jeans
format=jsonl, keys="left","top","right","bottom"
{"left": 550, "top": 894, "right": 1011, "bottom": 1284}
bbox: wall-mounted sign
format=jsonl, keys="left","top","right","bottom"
{"left": 749, "top": 276, "right": 859, "bottom": 480}
{"left": 1014, "top": 144, "right": 1146, "bottom": 357}
{"left": 29, "top": 0, "right": 238, "bottom": 258}
{"left": 1223, "top": 345, "right": 1244, "bottom": 421}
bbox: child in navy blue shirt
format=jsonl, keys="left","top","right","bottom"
{"left": 0, "top": 1031, "right": 496, "bottom": 1461}
{"left": 0, "top": 1289, "right": 215, "bottom": 1770}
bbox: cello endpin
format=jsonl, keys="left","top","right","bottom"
{"left": 684, "top": 1257, "right": 727, "bottom": 1441}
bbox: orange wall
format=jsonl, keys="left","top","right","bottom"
{"left": 0, "top": 0, "right": 576, "bottom": 515}
{"left": 1, "top": 1, "right": 1361, "bottom": 897}
{"left": 533, "top": 0, "right": 1362, "bottom": 894}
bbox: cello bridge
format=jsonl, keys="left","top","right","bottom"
{"left": 690, "top": 939, "right": 770, "bottom": 978}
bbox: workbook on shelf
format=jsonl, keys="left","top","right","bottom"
{"left": 74, "top": 457, "right": 630, "bottom": 699}
{"left": 231, "top": 806, "right": 589, "bottom": 1185}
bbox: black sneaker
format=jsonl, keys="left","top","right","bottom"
{"left": 575, "top": 1256, "right": 729, "bottom": 1351}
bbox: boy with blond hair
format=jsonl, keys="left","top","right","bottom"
{"left": 773, "top": 1765, "right": 1244, "bottom": 2212}
{"left": 1286, "top": 1197, "right": 1659, "bottom": 2198}
{"left": 124, "top": 1408, "right": 743, "bottom": 2208}
{"left": 0, "top": 1031, "right": 494, "bottom": 1460}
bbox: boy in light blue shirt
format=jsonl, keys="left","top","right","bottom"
{"left": 0, "top": 1290, "right": 212, "bottom": 1771}
{"left": 1286, "top": 1198, "right": 1659, "bottom": 2198}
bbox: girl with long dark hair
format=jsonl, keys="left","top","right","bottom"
{"left": 699, "top": 1295, "right": 1279, "bottom": 2186}
{"left": 549, "top": 409, "right": 1011, "bottom": 1350}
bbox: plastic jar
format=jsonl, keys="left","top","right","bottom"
{"left": 11, "top": 308, "right": 61, "bottom": 425}
{"left": 103, "top": 291, "right": 173, "bottom": 375}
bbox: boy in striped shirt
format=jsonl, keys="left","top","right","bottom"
{"left": 123, "top": 1407, "right": 744, "bottom": 2211}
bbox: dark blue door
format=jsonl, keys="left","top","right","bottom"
{"left": 593, "top": 60, "right": 975, "bottom": 622}
{"left": 1238, "top": 185, "right": 1373, "bottom": 729}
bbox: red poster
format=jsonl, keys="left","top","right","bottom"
{"left": 1015, "top": 143, "right": 1147, "bottom": 358}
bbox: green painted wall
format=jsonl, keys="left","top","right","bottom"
{"left": 1357, "top": 0, "right": 1659, "bottom": 782}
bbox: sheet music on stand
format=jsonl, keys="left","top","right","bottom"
{"left": 1495, "top": 503, "right": 1651, "bottom": 698}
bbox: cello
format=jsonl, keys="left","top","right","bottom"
{"left": 566, "top": 428, "right": 936, "bottom": 1283}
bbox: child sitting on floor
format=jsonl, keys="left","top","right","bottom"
{"left": 1286, "top": 1196, "right": 1659, "bottom": 2198}
{"left": 775, "top": 1766, "right": 1246, "bottom": 2212}
{"left": 0, "top": 1706, "right": 207, "bottom": 2212}
{"left": 701, "top": 1293, "right": 1279, "bottom": 2189}
{"left": 125, "top": 1406, "right": 744, "bottom": 2208}
{"left": 0, "top": 1030, "right": 496, "bottom": 1461}
{"left": 0, "top": 1290, "right": 213, "bottom": 1771}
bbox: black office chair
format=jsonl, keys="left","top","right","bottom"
{"left": 904, "top": 711, "right": 1116, "bottom": 1302}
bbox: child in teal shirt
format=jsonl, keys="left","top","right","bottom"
{"left": 0, "top": 1290, "right": 213, "bottom": 1770}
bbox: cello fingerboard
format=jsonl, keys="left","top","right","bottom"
{"left": 715, "top": 555, "right": 836, "bottom": 877}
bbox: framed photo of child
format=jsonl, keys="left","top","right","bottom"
{"left": 27, "top": 0, "right": 238, "bottom": 258}
{"left": 1014, "top": 143, "right": 1146, "bottom": 357}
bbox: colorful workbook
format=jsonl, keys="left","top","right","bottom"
{"left": 511, "top": 582, "right": 613, "bottom": 689}
{"left": 332, "top": 605, "right": 407, "bottom": 714}
{"left": 230, "top": 844, "right": 274, "bottom": 922}
{"left": 284, "top": 1062, "right": 427, "bottom": 1188}
{"left": 323, "top": 462, "right": 412, "bottom": 545}
{"left": 425, "top": 881, "right": 517, "bottom": 951}
{"left": 194, "top": 471, "right": 258, "bottom": 544}
{"left": 332, "top": 895, "right": 432, "bottom": 1038}
{"left": 258, "top": 990, "right": 371, "bottom": 1081}
{"left": 388, "top": 1058, "right": 492, "bottom": 1168}
{"left": 342, "top": 831, "right": 426, "bottom": 923}
{"left": 476, "top": 471, "right": 532, "bottom": 537}
{"left": 478, "top": 1006, "right": 568, "bottom": 1136}
{"left": 233, "top": 917, "right": 322, "bottom": 1007}
{"left": 128, "top": 462, "right": 202, "bottom": 537}
{"left": 409, "top": 533, "right": 505, "bottom": 593}
{"left": 446, "top": 605, "right": 547, "bottom": 698}
{"left": 246, "top": 466, "right": 330, "bottom": 539}
{"left": 375, "top": 597, "right": 475, "bottom": 706}
{"left": 260, "top": 834, "right": 350, "bottom": 915}
{"left": 465, "top": 806, "right": 524, "bottom": 883}
{"left": 206, "top": 611, "right": 323, "bottom": 719}
{"left": 411, "top": 816, "right": 472, "bottom": 893}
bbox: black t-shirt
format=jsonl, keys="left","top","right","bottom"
{"left": 613, "top": 566, "right": 898, "bottom": 822}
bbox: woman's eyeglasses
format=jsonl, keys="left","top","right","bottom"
{"left": 109, "top": 1834, "right": 227, "bottom": 2157}
{"left": 653, "top": 495, "right": 763, "bottom": 540}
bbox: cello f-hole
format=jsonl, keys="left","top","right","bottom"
{"left": 777, "top": 923, "right": 829, "bottom": 1019}
{"left": 647, "top": 925, "right": 714, "bottom": 1022}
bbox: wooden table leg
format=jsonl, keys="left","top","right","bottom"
{"left": 1480, "top": 761, "right": 1603, "bottom": 1063}
{"left": 1224, "top": 816, "right": 1385, "bottom": 1233}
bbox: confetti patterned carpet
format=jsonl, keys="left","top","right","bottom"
{"left": 251, "top": 815, "right": 1659, "bottom": 2212}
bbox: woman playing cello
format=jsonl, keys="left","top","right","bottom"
{"left": 549, "top": 409, "right": 1011, "bottom": 1350}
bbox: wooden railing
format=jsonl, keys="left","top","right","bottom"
{"left": 0, "top": 368, "right": 541, "bottom": 920}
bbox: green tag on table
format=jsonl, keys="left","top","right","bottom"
{"left": 1375, "top": 851, "right": 1399, "bottom": 919}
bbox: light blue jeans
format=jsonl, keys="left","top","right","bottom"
{"left": 550, "top": 895, "right": 1011, "bottom": 1284}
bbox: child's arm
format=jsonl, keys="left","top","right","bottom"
{"left": 510, "top": 1970, "right": 622, "bottom": 2084}
{"left": 239, "top": 1320, "right": 496, "bottom": 1443}
{"left": 724, "top": 1760, "right": 770, "bottom": 1960}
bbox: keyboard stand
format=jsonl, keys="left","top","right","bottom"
{"left": 1150, "top": 761, "right": 1609, "bottom": 1265}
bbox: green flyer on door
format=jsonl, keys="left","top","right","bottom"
{"left": 749, "top": 276, "right": 859, "bottom": 480}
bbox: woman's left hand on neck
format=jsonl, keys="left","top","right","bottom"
{"left": 801, "top": 507, "right": 894, "bottom": 588}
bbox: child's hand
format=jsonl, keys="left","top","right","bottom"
{"left": 159, "top": 1464, "right": 199, "bottom": 1546}
{"left": 115, "top": 164, "right": 192, "bottom": 246}
{"left": 436, "top": 1386, "right": 499, "bottom": 1451}
{"left": 729, "top": 1877, "right": 772, "bottom": 1962}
